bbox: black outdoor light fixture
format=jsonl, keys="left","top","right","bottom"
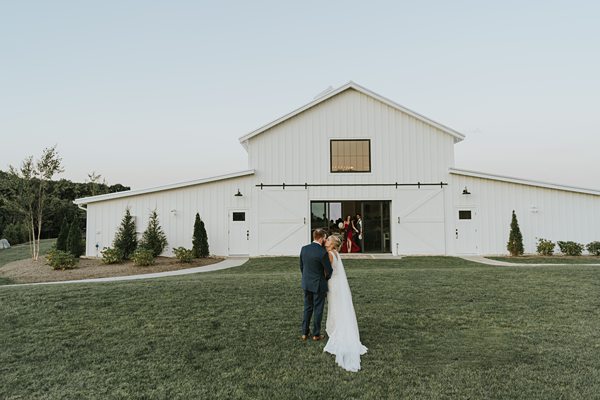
{"left": 462, "top": 186, "right": 471, "bottom": 195}
{"left": 234, "top": 189, "right": 243, "bottom": 197}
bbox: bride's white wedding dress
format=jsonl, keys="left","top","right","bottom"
{"left": 324, "top": 251, "right": 367, "bottom": 372}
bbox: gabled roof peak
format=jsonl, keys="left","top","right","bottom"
{"left": 239, "top": 81, "right": 465, "bottom": 145}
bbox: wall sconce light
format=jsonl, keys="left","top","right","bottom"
{"left": 170, "top": 209, "right": 177, "bottom": 216}
{"left": 462, "top": 186, "right": 471, "bottom": 195}
{"left": 234, "top": 189, "right": 243, "bottom": 197}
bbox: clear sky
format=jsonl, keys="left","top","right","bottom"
{"left": 1, "top": 1, "right": 599, "bottom": 190}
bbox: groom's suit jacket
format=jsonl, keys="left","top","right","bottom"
{"left": 300, "top": 242, "right": 333, "bottom": 293}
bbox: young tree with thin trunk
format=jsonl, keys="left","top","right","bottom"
{"left": 8, "top": 146, "right": 63, "bottom": 261}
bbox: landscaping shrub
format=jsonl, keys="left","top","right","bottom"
{"left": 66, "top": 218, "right": 85, "bottom": 257}
{"left": 46, "top": 249, "right": 78, "bottom": 270}
{"left": 139, "top": 210, "right": 168, "bottom": 257}
{"left": 113, "top": 208, "right": 137, "bottom": 260}
{"left": 507, "top": 210, "right": 524, "bottom": 256}
{"left": 56, "top": 217, "right": 70, "bottom": 251}
{"left": 2, "top": 222, "right": 29, "bottom": 245}
{"left": 536, "top": 238, "right": 555, "bottom": 256}
{"left": 586, "top": 241, "right": 600, "bottom": 256}
{"left": 132, "top": 248, "right": 155, "bottom": 266}
{"left": 557, "top": 241, "right": 584, "bottom": 256}
{"left": 192, "top": 213, "right": 209, "bottom": 258}
{"left": 173, "top": 247, "right": 194, "bottom": 263}
{"left": 101, "top": 247, "right": 123, "bottom": 264}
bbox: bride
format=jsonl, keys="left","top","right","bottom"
{"left": 323, "top": 235, "right": 368, "bottom": 372}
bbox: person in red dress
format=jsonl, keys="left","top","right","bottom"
{"left": 340, "top": 216, "right": 360, "bottom": 253}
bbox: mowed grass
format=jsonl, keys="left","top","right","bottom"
{"left": 0, "top": 238, "right": 56, "bottom": 284}
{"left": 488, "top": 255, "right": 600, "bottom": 264}
{"left": 2, "top": 256, "right": 600, "bottom": 399}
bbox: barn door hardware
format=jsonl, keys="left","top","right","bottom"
{"left": 247, "top": 230, "right": 250, "bottom": 240}
{"left": 455, "top": 229, "right": 459, "bottom": 239}
{"left": 256, "top": 182, "right": 448, "bottom": 188}
{"left": 303, "top": 217, "right": 306, "bottom": 224}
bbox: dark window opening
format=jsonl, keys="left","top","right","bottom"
{"left": 459, "top": 210, "right": 472, "bottom": 220}
{"left": 232, "top": 212, "right": 245, "bottom": 221}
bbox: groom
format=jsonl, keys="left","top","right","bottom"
{"left": 299, "top": 228, "right": 333, "bottom": 341}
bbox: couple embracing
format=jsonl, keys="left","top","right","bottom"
{"left": 299, "top": 228, "right": 367, "bottom": 372}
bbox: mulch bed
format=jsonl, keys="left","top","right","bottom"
{"left": 0, "top": 256, "right": 223, "bottom": 284}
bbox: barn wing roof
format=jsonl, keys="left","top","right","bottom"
{"left": 73, "top": 169, "right": 255, "bottom": 205}
{"left": 238, "top": 81, "right": 465, "bottom": 146}
{"left": 450, "top": 168, "right": 600, "bottom": 196}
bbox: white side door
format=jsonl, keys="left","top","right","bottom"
{"left": 228, "top": 210, "right": 249, "bottom": 256}
{"left": 455, "top": 208, "right": 479, "bottom": 254}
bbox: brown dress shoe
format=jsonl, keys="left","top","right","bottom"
{"left": 312, "top": 335, "right": 325, "bottom": 341}
{"left": 301, "top": 335, "right": 308, "bottom": 341}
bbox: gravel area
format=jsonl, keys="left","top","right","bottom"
{"left": 0, "top": 256, "right": 223, "bottom": 284}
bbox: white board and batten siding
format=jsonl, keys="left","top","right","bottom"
{"left": 83, "top": 175, "right": 254, "bottom": 257}
{"left": 450, "top": 170, "right": 600, "bottom": 255}
{"left": 246, "top": 88, "right": 456, "bottom": 185}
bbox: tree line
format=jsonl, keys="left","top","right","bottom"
{"left": 0, "top": 146, "right": 129, "bottom": 251}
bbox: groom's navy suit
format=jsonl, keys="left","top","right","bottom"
{"left": 300, "top": 242, "right": 333, "bottom": 336}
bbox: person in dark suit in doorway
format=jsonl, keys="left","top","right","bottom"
{"left": 299, "top": 228, "right": 333, "bottom": 341}
{"left": 356, "top": 213, "right": 364, "bottom": 252}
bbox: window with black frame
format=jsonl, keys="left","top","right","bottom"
{"left": 330, "top": 139, "right": 371, "bottom": 173}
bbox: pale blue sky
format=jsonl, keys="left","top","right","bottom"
{"left": 1, "top": 1, "right": 599, "bottom": 189}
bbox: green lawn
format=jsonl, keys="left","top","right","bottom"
{"left": 2, "top": 256, "right": 600, "bottom": 399}
{"left": 488, "top": 255, "right": 600, "bottom": 264}
{"left": 0, "top": 238, "right": 56, "bottom": 284}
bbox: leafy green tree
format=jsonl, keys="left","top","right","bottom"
{"left": 507, "top": 210, "right": 524, "bottom": 256}
{"left": 113, "top": 208, "right": 137, "bottom": 260}
{"left": 192, "top": 213, "right": 209, "bottom": 258}
{"left": 139, "top": 210, "right": 168, "bottom": 257}
{"left": 7, "top": 146, "right": 64, "bottom": 260}
{"left": 66, "top": 218, "right": 85, "bottom": 257}
{"left": 56, "top": 217, "right": 70, "bottom": 251}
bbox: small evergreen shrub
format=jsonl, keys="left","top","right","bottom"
{"left": 46, "top": 249, "right": 78, "bottom": 270}
{"left": 586, "top": 241, "right": 600, "bottom": 256}
{"left": 66, "top": 218, "right": 85, "bottom": 257}
{"left": 139, "top": 210, "right": 168, "bottom": 257}
{"left": 506, "top": 210, "right": 524, "bottom": 256}
{"left": 56, "top": 217, "right": 70, "bottom": 251}
{"left": 536, "top": 238, "right": 555, "bottom": 256}
{"left": 132, "top": 248, "right": 155, "bottom": 266}
{"left": 173, "top": 247, "right": 194, "bottom": 263}
{"left": 2, "top": 222, "right": 29, "bottom": 245}
{"left": 557, "top": 241, "right": 584, "bottom": 256}
{"left": 113, "top": 208, "right": 138, "bottom": 260}
{"left": 101, "top": 247, "right": 123, "bottom": 264}
{"left": 192, "top": 213, "right": 209, "bottom": 258}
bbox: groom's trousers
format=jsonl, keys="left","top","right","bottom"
{"left": 302, "top": 290, "right": 326, "bottom": 336}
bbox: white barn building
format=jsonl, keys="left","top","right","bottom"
{"left": 74, "top": 82, "right": 600, "bottom": 257}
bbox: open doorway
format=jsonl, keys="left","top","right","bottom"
{"left": 310, "top": 200, "right": 391, "bottom": 253}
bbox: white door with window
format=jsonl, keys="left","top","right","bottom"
{"left": 228, "top": 210, "right": 249, "bottom": 255}
{"left": 455, "top": 208, "right": 479, "bottom": 254}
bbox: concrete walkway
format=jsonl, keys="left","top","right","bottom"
{"left": 460, "top": 255, "right": 600, "bottom": 267}
{"left": 1, "top": 257, "right": 249, "bottom": 288}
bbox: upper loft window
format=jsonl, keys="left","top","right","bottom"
{"left": 330, "top": 139, "right": 371, "bottom": 173}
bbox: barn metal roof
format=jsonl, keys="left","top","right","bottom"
{"left": 450, "top": 168, "right": 600, "bottom": 196}
{"left": 73, "top": 169, "right": 255, "bottom": 205}
{"left": 238, "top": 81, "right": 466, "bottom": 146}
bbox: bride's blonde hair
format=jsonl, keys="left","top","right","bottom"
{"left": 328, "top": 234, "right": 342, "bottom": 251}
